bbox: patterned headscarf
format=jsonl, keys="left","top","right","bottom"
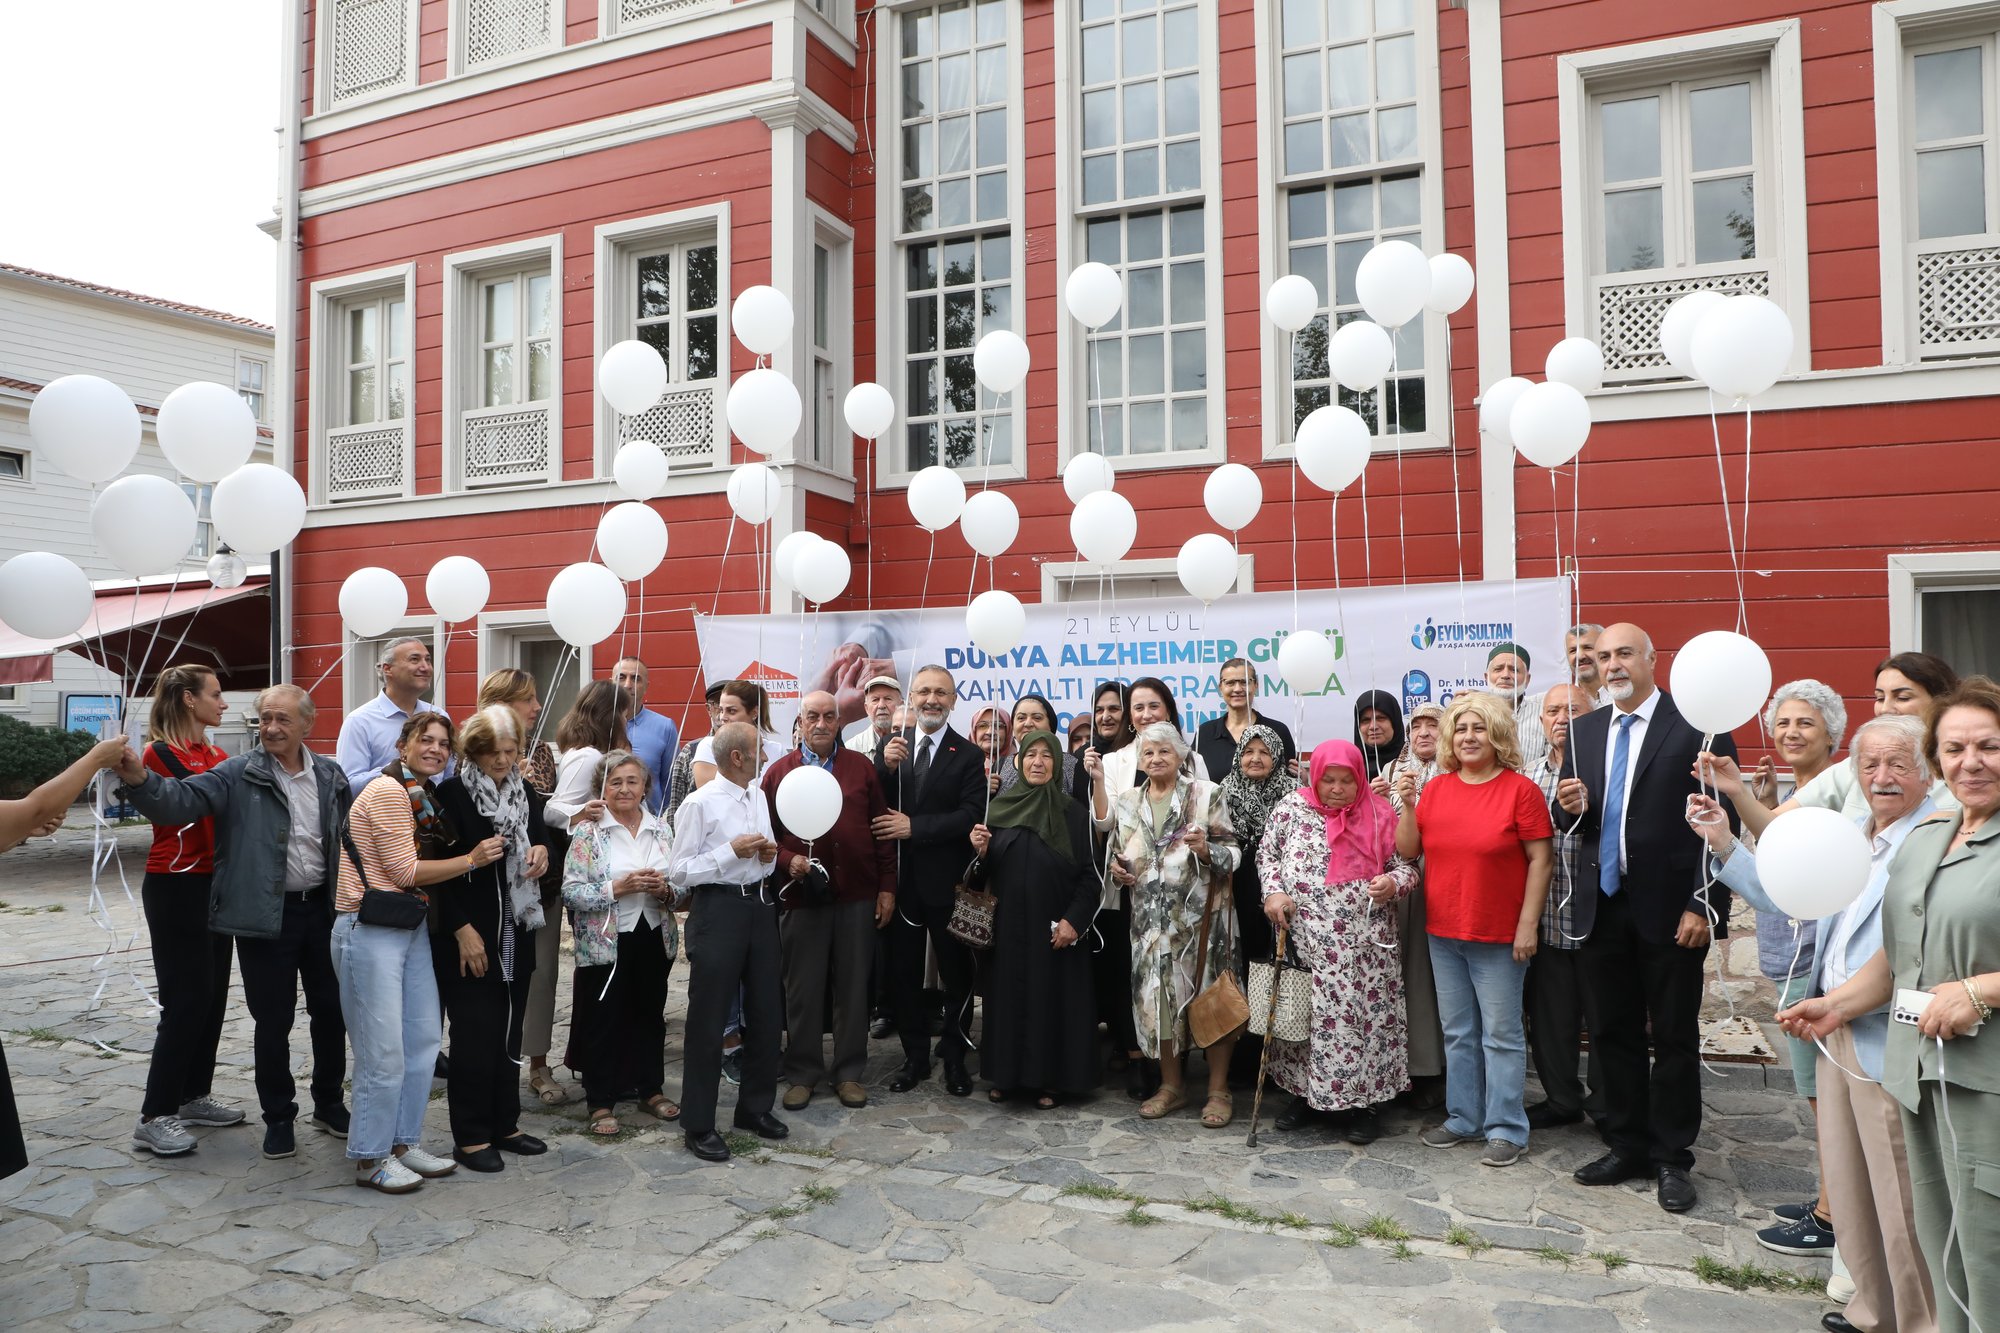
{"left": 1303, "top": 739, "right": 1397, "bottom": 885}
{"left": 459, "top": 764, "right": 544, "bottom": 931}
{"left": 1221, "top": 723, "right": 1291, "bottom": 852}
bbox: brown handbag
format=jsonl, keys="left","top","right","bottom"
{"left": 1186, "top": 864, "right": 1248, "bottom": 1049}
{"left": 947, "top": 858, "right": 997, "bottom": 951}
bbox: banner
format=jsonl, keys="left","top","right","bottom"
{"left": 692, "top": 577, "right": 1574, "bottom": 749}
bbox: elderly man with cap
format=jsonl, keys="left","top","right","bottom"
{"left": 846, "top": 674, "right": 903, "bottom": 761}
{"left": 1480, "top": 642, "right": 1548, "bottom": 769}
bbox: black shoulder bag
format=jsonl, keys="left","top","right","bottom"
{"left": 341, "top": 828, "right": 429, "bottom": 930}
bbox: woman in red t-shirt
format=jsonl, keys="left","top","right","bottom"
{"left": 1395, "top": 692, "right": 1552, "bottom": 1166}
{"left": 132, "top": 664, "right": 243, "bottom": 1157}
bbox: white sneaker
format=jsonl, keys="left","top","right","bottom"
{"left": 1827, "top": 1244, "right": 1855, "bottom": 1304}
{"left": 355, "top": 1157, "right": 424, "bottom": 1193}
{"left": 394, "top": 1145, "right": 458, "bottom": 1178}
{"left": 131, "top": 1115, "right": 196, "bottom": 1156}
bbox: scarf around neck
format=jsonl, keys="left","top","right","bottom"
{"left": 460, "top": 765, "right": 543, "bottom": 931}
{"left": 1221, "top": 722, "right": 1291, "bottom": 850}
{"left": 1305, "top": 739, "right": 1397, "bottom": 885}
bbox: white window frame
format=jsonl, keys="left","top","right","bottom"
{"left": 874, "top": 0, "right": 1029, "bottom": 486}
{"left": 308, "top": 262, "right": 417, "bottom": 505}
{"left": 1889, "top": 549, "right": 2000, "bottom": 650}
{"left": 342, "top": 619, "right": 446, "bottom": 718}
{"left": 476, "top": 608, "right": 596, "bottom": 708}
{"left": 601, "top": 0, "right": 730, "bottom": 40}
{"left": 442, "top": 234, "right": 564, "bottom": 492}
{"left": 318, "top": 0, "right": 421, "bottom": 112}
{"left": 0, "top": 447, "right": 28, "bottom": 484}
{"left": 805, "top": 209, "right": 855, "bottom": 476}
{"left": 1256, "top": 0, "right": 1448, "bottom": 458}
{"left": 1052, "top": 0, "right": 1226, "bottom": 475}
{"left": 1041, "top": 555, "right": 1253, "bottom": 603}
{"left": 452, "top": 0, "right": 561, "bottom": 76}
{"left": 593, "top": 204, "right": 731, "bottom": 476}
{"left": 1556, "top": 20, "right": 1810, "bottom": 388}
{"left": 235, "top": 353, "right": 270, "bottom": 425}
{"left": 180, "top": 483, "right": 217, "bottom": 560}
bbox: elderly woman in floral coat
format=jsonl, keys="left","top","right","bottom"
{"left": 1102, "top": 723, "right": 1242, "bottom": 1128}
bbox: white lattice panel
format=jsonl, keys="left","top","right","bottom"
{"left": 619, "top": 384, "right": 719, "bottom": 468}
{"left": 1917, "top": 244, "right": 2000, "bottom": 356}
{"left": 330, "top": 0, "right": 411, "bottom": 106}
{"left": 463, "top": 405, "right": 553, "bottom": 486}
{"left": 1596, "top": 269, "right": 1772, "bottom": 376}
{"left": 464, "top": 0, "right": 555, "bottom": 69}
{"left": 619, "top": 0, "right": 711, "bottom": 28}
{"left": 326, "top": 425, "right": 407, "bottom": 501}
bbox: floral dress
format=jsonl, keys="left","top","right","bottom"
{"left": 1108, "top": 777, "right": 1241, "bottom": 1057}
{"left": 1256, "top": 789, "right": 1420, "bottom": 1111}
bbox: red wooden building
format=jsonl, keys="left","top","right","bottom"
{"left": 276, "top": 0, "right": 2000, "bottom": 746}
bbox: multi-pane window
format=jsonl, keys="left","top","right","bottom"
{"left": 904, "top": 233, "right": 1013, "bottom": 468}
{"left": 340, "top": 293, "right": 408, "bottom": 426}
{"left": 237, "top": 357, "right": 268, "bottom": 423}
{"left": 1912, "top": 41, "right": 1992, "bottom": 241}
{"left": 810, "top": 242, "right": 836, "bottom": 468}
{"left": 475, "top": 269, "right": 554, "bottom": 406}
{"left": 0, "top": 449, "right": 24, "bottom": 482}
{"left": 180, "top": 483, "right": 215, "bottom": 559}
{"left": 1084, "top": 207, "right": 1206, "bottom": 456}
{"left": 1277, "top": 0, "right": 1418, "bottom": 177}
{"left": 1079, "top": 0, "right": 1202, "bottom": 206}
{"left": 631, "top": 242, "right": 719, "bottom": 384}
{"left": 1285, "top": 173, "right": 1423, "bottom": 431}
{"left": 1594, "top": 75, "right": 1761, "bottom": 274}
{"left": 899, "top": 0, "right": 1009, "bottom": 234}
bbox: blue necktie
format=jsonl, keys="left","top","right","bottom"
{"left": 1600, "top": 714, "right": 1637, "bottom": 896}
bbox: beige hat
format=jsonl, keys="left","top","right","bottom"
{"left": 862, "top": 674, "right": 902, "bottom": 693}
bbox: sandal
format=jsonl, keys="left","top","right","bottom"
{"left": 1200, "top": 1092, "right": 1234, "bottom": 1129}
{"left": 1139, "top": 1087, "right": 1189, "bottom": 1120}
{"left": 1036, "top": 1092, "right": 1058, "bottom": 1110}
{"left": 640, "top": 1096, "right": 680, "bottom": 1122}
{"left": 529, "top": 1068, "right": 568, "bottom": 1106}
{"left": 988, "top": 1088, "right": 1008, "bottom": 1104}
{"left": 588, "top": 1108, "right": 620, "bottom": 1137}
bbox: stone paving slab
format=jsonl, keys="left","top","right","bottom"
{"left": 0, "top": 828, "right": 1836, "bottom": 1330}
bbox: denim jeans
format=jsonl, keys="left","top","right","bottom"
{"left": 331, "top": 913, "right": 441, "bottom": 1161}
{"left": 1428, "top": 935, "right": 1530, "bottom": 1148}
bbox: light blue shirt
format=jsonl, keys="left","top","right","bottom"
{"left": 799, "top": 742, "right": 836, "bottom": 771}
{"left": 335, "top": 692, "right": 448, "bottom": 792}
{"left": 625, "top": 709, "right": 679, "bottom": 812}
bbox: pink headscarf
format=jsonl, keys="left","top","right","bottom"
{"left": 1304, "top": 739, "right": 1397, "bottom": 885}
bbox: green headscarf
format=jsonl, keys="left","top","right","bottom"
{"left": 984, "top": 730, "right": 1075, "bottom": 864}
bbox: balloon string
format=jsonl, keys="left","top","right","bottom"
{"left": 1738, "top": 404, "right": 1754, "bottom": 637}
{"left": 1706, "top": 391, "right": 1747, "bottom": 633}
{"left": 1288, "top": 328, "right": 1300, "bottom": 631}
{"left": 1442, "top": 315, "right": 1469, "bottom": 653}
{"left": 1388, "top": 331, "right": 1407, "bottom": 590}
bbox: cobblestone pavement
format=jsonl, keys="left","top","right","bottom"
{"left": 1, "top": 827, "right": 1835, "bottom": 1331}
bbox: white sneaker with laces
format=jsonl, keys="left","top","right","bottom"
{"left": 1827, "top": 1245, "right": 1855, "bottom": 1304}
{"left": 131, "top": 1115, "right": 196, "bottom": 1156}
{"left": 355, "top": 1157, "right": 424, "bottom": 1193}
{"left": 176, "top": 1096, "right": 246, "bottom": 1127}
{"left": 394, "top": 1145, "right": 458, "bottom": 1178}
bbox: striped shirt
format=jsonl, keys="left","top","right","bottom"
{"left": 335, "top": 775, "right": 423, "bottom": 913}
{"left": 1529, "top": 754, "right": 1584, "bottom": 951}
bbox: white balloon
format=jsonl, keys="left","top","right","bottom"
{"left": 1202, "top": 463, "right": 1262, "bottom": 531}
{"left": 1670, "top": 631, "right": 1774, "bottom": 736}
{"left": 596, "top": 501, "right": 669, "bottom": 581}
{"left": 1065, "top": 262, "right": 1124, "bottom": 329}
{"left": 1328, "top": 320, "right": 1395, "bottom": 392}
{"left": 1545, "top": 337, "right": 1606, "bottom": 394}
{"left": 1265, "top": 275, "right": 1320, "bottom": 334}
{"left": 732, "top": 285, "right": 795, "bottom": 356}
{"left": 726, "top": 461, "right": 781, "bottom": 525}
{"left": 546, "top": 562, "right": 627, "bottom": 648}
{"left": 1276, "top": 630, "right": 1336, "bottom": 696}
{"left": 973, "top": 329, "right": 1031, "bottom": 395}
{"left": 1478, "top": 376, "right": 1533, "bottom": 446}
{"left": 795, "top": 541, "right": 852, "bottom": 604}
{"left": 965, "top": 588, "right": 1027, "bottom": 656}
{"left": 29, "top": 375, "right": 140, "bottom": 484}
{"left": 772, "top": 530, "right": 825, "bottom": 588}
{"left": 206, "top": 550, "right": 248, "bottom": 590}
{"left": 612, "top": 440, "right": 669, "bottom": 500}
{"left": 91, "top": 475, "right": 197, "bottom": 577}
{"left": 0, "top": 552, "right": 94, "bottom": 640}
{"left": 1354, "top": 240, "right": 1431, "bottom": 328}
{"left": 726, "top": 367, "right": 803, "bottom": 456}
{"left": 1070, "top": 490, "right": 1137, "bottom": 564}
{"left": 908, "top": 465, "right": 968, "bottom": 532}
{"left": 1690, "top": 294, "right": 1796, "bottom": 400}
{"left": 1176, "top": 533, "right": 1238, "bottom": 604}
{"left": 210, "top": 463, "right": 306, "bottom": 555}
{"left": 1062, "top": 452, "right": 1116, "bottom": 503}
{"left": 339, "top": 567, "right": 409, "bottom": 638}
{"left": 156, "top": 381, "right": 256, "bottom": 482}
{"left": 425, "top": 556, "right": 490, "bottom": 622}
{"left": 843, "top": 382, "right": 896, "bottom": 440}
{"left": 775, "top": 764, "right": 843, "bottom": 840}
{"left": 1294, "top": 405, "right": 1371, "bottom": 493}
{"left": 960, "top": 490, "right": 1020, "bottom": 558}
{"left": 597, "top": 340, "right": 667, "bottom": 415}
{"left": 1509, "top": 381, "right": 1592, "bottom": 468}
{"left": 1659, "top": 290, "right": 1726, "bottom": 379}
{"left": 1755, "top": 807, "right": 1875, "bottom": 920}
{"left": 1426, "top": 253, "right": 1476, "bottom": 314}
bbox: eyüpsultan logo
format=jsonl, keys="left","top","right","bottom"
{"left": 1401, "top": 669, "right": 1431, "bottom": 714}
{"left": 1411, "top": 617, "right": 1513, "bottom": 651}
{"left": 1411, "top": 620, "right": 1436, "bottom": 649}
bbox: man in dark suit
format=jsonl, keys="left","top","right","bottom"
{"left": 1554, "top": 623, "right": 1735, "bottom": 1214}
{"left": 873, "top": 664, "right": 985, "bottom": 1097}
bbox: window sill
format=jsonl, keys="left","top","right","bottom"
{"left": 1580, "top": 354, "right": 2000, "bottom": 421}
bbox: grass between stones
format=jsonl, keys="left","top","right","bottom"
{"left": 1591, "top": 1250, "right": 1630, "bottom": 1272}
{"left": 1692, "top": 1256, "right": 1823, "bottom": 1293}
{"left": 1444, "top": 1224, "right": 1492, "bottom": 1257}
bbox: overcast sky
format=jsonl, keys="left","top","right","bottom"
{"left": 0, "top": 2, "right": 281, "bottom": 325}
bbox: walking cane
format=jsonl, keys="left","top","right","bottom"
{"left": 1244, "top": 921, "right": 1290, "bottom": 1148}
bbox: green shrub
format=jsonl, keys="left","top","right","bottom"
{"left": 0, "top": 716, "right": 98, "bottom": 799}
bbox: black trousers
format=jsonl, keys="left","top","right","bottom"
{"left": 235, "top": 893, "right": 346, "bottom": 1125}
{"left": 572, "top": 919, "right": 671, "bottom": 1113}
{"left": 892, "top": 885, "right": 974, "bottom": 1066}
{"left": 681, "top": 886, "right": 781, "bottom": 1134}
{"left": 435, "top": 923, "right": 535, "bottom": 1147}
{"left": 1090, "top": 903, "right": 1138, "bottom": 1055}
{"left": 1525, "top": 945, "right": 1604, "bottom": 1122}
{"left": 1578, "top": 890, "right": 1707, "bottom": 1170}
{"left": 140, "top": 872, "right": 233, "bottom": 1118}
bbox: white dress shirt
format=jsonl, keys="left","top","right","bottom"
{"left": 1601, "top": 688, "right": 1662, "bottom": 874}
{"left": 593, "top": 809, "right": 673, "bottom": 932}
{"left": 668, "top": 773, "right": 776, "bottom": 889}
{"left": 275, "top": 755, "right": 325, "bottom": 893}
{"left": 544, "top": 746, "right": 603, "bottom": 829}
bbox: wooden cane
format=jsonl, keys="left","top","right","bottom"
{"left": 1244, "top": 921, "right": 1291, "bottom": 1148}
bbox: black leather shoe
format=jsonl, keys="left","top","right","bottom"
{"left": 887, "top": 1061, "right": 931, "bottom": 1093}
{"left": 1656, "top": 1166, "right": 1697, "bottom": 1213}
{"left": 495, "top": 1133, "right": 547, "bottom": 1156}
{"left": 870, "top": 1014, "right": 896, "bottom": 1039}
{"left": 1822, "top": 1314, "right": 1858, "bottom": 1333}
{"left": 1275, "top": 1096, "right": 1318, "bottom": 1132}
{"left": 733, "top": 1109, "right": 790, "bottom": 1140}
{"left": 434, "top": 1052, "right": 450, "bottom": 1079}
{"left": 1526, "top": 1101, "right": 1584, "bottom": 1130}
{"left": 1344, "top": 1106, "right": 1381, "bottom": 1146}
{"left": 942, "top": 1062, "right": 972, "bottom": 1097}
{"left": 453, "top": 1146, "right": 505, "bottom": 1173}
{"left": 684, "top": 1129, "right": 730, "bottom": 1161}
{"left": 1572, "top": 1152, "right": 1650, "bottom": 1186}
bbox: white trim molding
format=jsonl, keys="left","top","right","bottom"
{"left": 317, "top": 0, "right": 422, "bottom": 115}
{"left": 439, "top": 232, "right": 565, "bottom": 492}
{"left": 306, "top": 262, "right": 418, "bottom": 506}
{"left": 1887, "top": 548, "right": 2000, "bottom": 651}
{"left": 1466, "top": 0, "right": 1515, "bottom": 579}
{"left": 1040, "top": 556, "right": 1255, "bottom": 604}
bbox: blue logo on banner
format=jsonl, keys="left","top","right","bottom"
{"left": 1402, "top": 669, "right": 1430, "bottom": 715}
{"left": 1411, "top": 619, "right": 1435, "bottom": 649}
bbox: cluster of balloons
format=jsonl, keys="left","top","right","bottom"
{"left": 1480, "top": 333, "right": 1601, "bottom": 471}
{"left": 1659, "top": 290, "right": 1796, "bottom": 402}
{"left": 0, "top": 375, "right": 309, "bottom": 644}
